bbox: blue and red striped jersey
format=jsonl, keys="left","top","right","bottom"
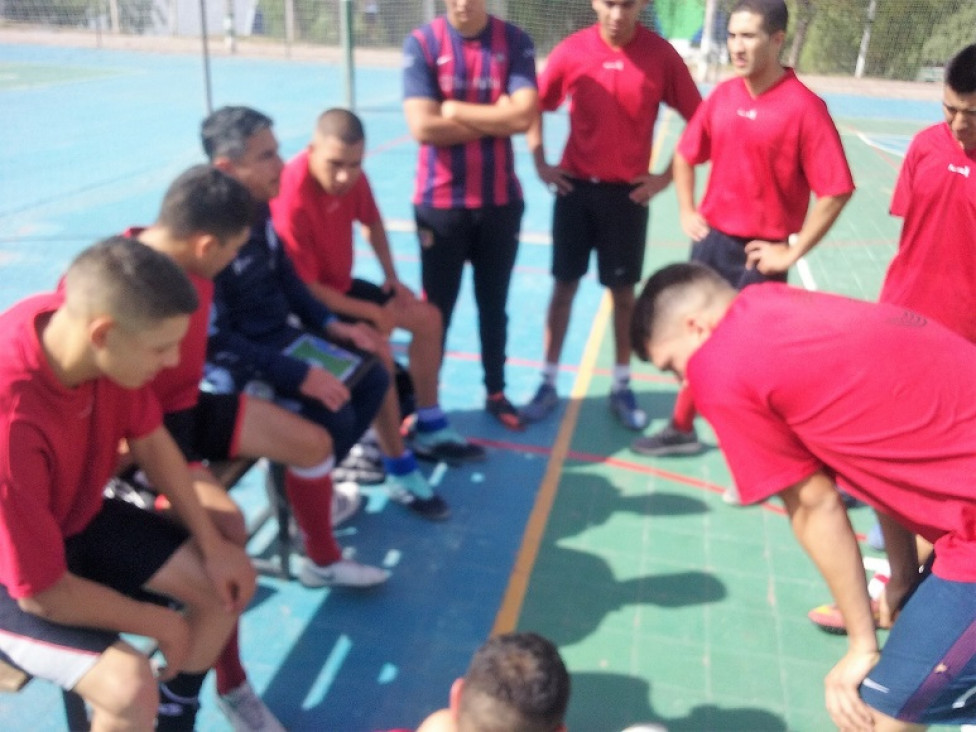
{"left": 403, "top": 15, "right": 536, "bottom": 209}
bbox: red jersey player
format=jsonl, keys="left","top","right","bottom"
{"left": 633, "top": 0, "right": 854, "bottom": 458}
{"left": 520, "top": 0, "right": 702, "bottom": 431}
{"left": 633, "top": 261, "right": 976, "bottom": 732}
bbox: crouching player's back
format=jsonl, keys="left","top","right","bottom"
{"left": 0, "top": 237, "right": 256, "bottom": 731}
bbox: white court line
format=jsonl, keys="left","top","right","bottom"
{"left": 796, "top": 257, "right": 818, "bottom": 291}
{"left": 855, "top": 131, "right": 910, "bottom": 158}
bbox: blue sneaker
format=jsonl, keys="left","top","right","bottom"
{"left": 609, "top": 387, "right": 648, "bottom": 431}
{"left": 520, "top": 383, "right": 559, "bottom": 423}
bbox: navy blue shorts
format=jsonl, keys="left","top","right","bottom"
{"left": 690, "top": 227, "right": 788, "bottom": 290}
{"left": 552, "top": 178, "right": 649, "bottom": 288}
{"left": 860, "top": 573, "right": 976, "bottom": 724}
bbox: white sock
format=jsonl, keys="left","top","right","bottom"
{"left": 612, "top": 364, "right": 630, "bottom": 392}
{"left": 541, "top": 362, "right": 559, "bottom": 386}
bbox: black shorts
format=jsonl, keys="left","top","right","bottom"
{"left": 690, "top": 227, "right": 789, "bottom": 290}
{"left": 164, "top": 392, "right": 244, "bottom": 463}
{"left": 0, "top": 498, "right": 188, "bottom": 689}
{"left": 347, "top": 278, "right": 395, "bottom": 306}
{"left": 552, "top": 178, "right": 650, "bottom": 288}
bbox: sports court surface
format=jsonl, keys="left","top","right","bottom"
{"left": 0, "top": 39, "right": 956, "bottom": 731}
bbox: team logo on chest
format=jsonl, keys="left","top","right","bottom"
{"left": 736, "top": 108, "right": 758, "bottom": 120}
{"left": 947, "top": 163, "right": 971, "bottom": 178}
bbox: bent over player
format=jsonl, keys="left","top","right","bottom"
{"left": 633, "top": 262, "right": 976, "bottom": 731}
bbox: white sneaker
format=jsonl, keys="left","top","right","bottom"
{"left": 332, "top": 481, "right": 362, "bottom": 527}
{"left": 216, "top": 681, "right": 285, "bottom": 732}
{"left": 298, "top": 557, "right": 390, "bottom": 588}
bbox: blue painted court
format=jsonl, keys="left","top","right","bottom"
{"left": 0, "top": 39, "right": 957, "bottom": 731}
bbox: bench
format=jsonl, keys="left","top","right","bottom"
{"left": 0, "top": 457, "right": 295, "bottom": 728}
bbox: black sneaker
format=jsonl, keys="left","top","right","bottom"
{"left": 386, "top": 471, "right": 451, "bottom": 521}
{"left": 390, "top": 490, "right": 451, "bottom": 521}
{"left": 410, "top": 425, "right": 486, "bottom": 465}
{"left": 485, "top": 393, "right": 524, "bottom": 431}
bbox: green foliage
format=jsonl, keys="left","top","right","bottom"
{"left": 797, "top": 0, "right": 968, "bottom": 80}
{"left": 2, "top": 0, "right": 89, "bottom": 26}
{"left": 506, "top": 0, "right": 594, "bottom": 55}
{"left": 920, "top": 2, "right": 976, "bottom": 66}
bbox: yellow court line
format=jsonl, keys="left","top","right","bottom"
{"left": 491, "top": 291, "right": 613, "bottom": 635}
{"left": 490, "top": 109, "right": 675, "bottom": 636}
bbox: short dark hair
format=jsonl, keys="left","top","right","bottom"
{"left": 156, "top": 165, "right": 253, "bottom": 240}
{"left": 201, "top": 106, "right": 274, "bottom": 161}
{"left": 316, "top": 107, "right": 365, "bottom": 146}
{"left": 64, "top": 236, "right": 198, "bottom": 330}
{"left": 631, "top": 262, "right": 729, "bottom": 362}
{"left": 458, "top": 632, "right": 570, "bottom": 732}
{"left": 946, "top": 44, "right": 976, "bottom": 95}
{"left": 730, "top": 0, "right": 788, "bottom": 35}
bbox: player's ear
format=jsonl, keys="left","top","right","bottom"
{"left": 195, "top": 233, "right": 220, "bottom": 259}
{"left": 88, "top": 315, "right": 116, "bottom": 349}
{"left": 212, "top": 156, "right": 235, "bottom": 175}
{"left": 448, "top": 678, "right": 465, "bottom": 716}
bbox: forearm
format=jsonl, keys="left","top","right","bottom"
{"left": 783, "top": 473, "right": 878, "bottom": 653}
{"left": 789, "top": 193, "right": 852, "bottom": 258}
{"left": 404, "top": 99, "right": 484, "bottom": 146}
{"left": 364, "top": 223, "right": 398, "bottom": 283}
{"left": 527, "top": 111, "right": 545, "bottom": 167}
{"left": 673, "top": 153, "right": 697, "bottom": 214}
{"left": 130, "top": 429, "right": 224, "bottom": 558}
{"left": 20, "top": 572, "right": 181, "bottom": 639}
{"left": 443, "top": 95, "right": 536, "bottom": 137}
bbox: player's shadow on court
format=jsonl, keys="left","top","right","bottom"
{"left": 569, "top": 671, "right": 788, "bottom": 732}
{"left": 519, "top": 473, "right": 725, "bottom": 647}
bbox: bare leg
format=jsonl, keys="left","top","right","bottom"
{"left": 544, "top": 279, "right": 579, "bottom": 365}
{"left": 143, "top": 542, "right": 241, "bottom": 673}
{"left": 393, "top": 293, "right": 443, "bottom": 409}
{"left": 609, "top": 284, "right": 636, "bottom": 367}
{"left": 73, "top": 642, "right": 159, "bottom": 731}
{"left": 236, "top": 397, "right": 333, "bottom": 469}
{"left": 870, "top": 708, "right": 925, "bottom": 732}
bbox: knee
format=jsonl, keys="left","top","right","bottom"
{"left": 415, "top": 302, "right": 443, "bottom": 339}
{"left": 295, "top": 423, "right": 334, "bottom": 468}
{"left": 551, "top": 281, "right": 578, "bottom": 309}
{"left": 83, "top": 650, "right": 159, "bottom": 726}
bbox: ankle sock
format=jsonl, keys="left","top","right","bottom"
{"left": 383, "top": 450, "right": 418, "bottom": 477}
{"left": 541, "top": 362, "right": 559, "bottom": 387}
{"left": 416, "top": 406, "right": 448, "bottom": 433}
{"left": 611, "top": 365, "right": 631, "bottom": 392}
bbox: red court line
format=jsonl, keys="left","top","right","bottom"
{"left": 472, "top": 436, "right": 788, "bottom": 518}
{"left": 437, "top": 349, "right": 677, "bottom": 383}
{"left": 474, "top": 436, "right": 874, "bottom": 542}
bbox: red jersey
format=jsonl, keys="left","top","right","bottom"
{"left": 0, "top": 294, "right": 161, "bottom": 598}
{"left": 678, "top": 70, "right": 854, "bottom": 240}
{"left": 271, "top": 151, "right": 381, "bottom": 293}
{"left": 403, "top": 15, "right": 537, "bottom": 209}
{"left": 120, "top": 227, "right": 212, "bottom": 413}
{"left": 539, "top": 24, "right": 701, "bottom": 182}
{"left": 689, "top": 284, "right": 976, "bottom": 582}
{"left": 880, "top": 122, "right": 976, "bottom": 343}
